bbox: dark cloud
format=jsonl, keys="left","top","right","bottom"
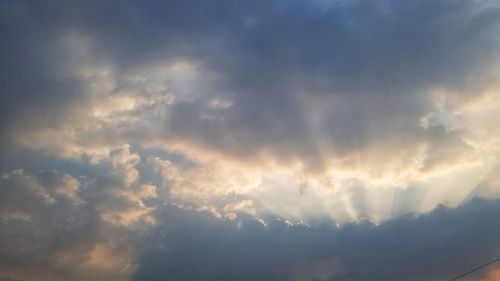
{"left": 2, "top": 0, "right": 500, "bottom": 165}
{"left": 0, "top": 147, "right": 157, "bottom": 281}
{"left": 154, "top": 0, "right": 500, "bottom": 163}
{"left": 134, "top": 198, "right": 500, "bottom": 281}
{"left": 1, "top": 1, "right": 500, "bottom": 280}
{"left": 0, "top": 1, "right": 89, "bottom": 144}
{"left": 0, "top": 169, "right": 99, "bottom": 280}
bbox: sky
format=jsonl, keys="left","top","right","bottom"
{"left": 1, "top": 0, "right": 500, "bottom": 280}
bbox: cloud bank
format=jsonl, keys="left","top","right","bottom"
{"left": 1, "top": 0, "right": 500, "bottom": 280}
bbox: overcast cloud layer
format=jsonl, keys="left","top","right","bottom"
{"left": 1, "top": 0, "right": 500, "bottom": 280}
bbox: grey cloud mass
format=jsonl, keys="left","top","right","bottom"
{"left": 1, "top": 0, "right": 500, "bottom": 280}
{"left": 134, "top": 198, "right": 500, "bottom": 281}
{"left": 2, "top": 0, "right": 500, "bottom": 163}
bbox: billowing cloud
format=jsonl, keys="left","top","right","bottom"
{"left": 1, "top": 0, "right": 500, "bottom": 280}
{"left": 0, "top": 147, "right": 156, "bottom": 281}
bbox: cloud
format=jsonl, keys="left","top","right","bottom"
{"left": 134, "top": 198, "right": 500, "bottom": 281}
{"left": 1, "top": 0, "right": 500, "bottom": 280}
{"left": 3, "top": 0, "right": 500, "bottom": 164}
{"left": 0, "top": 147, "right": 156, "bottom": 281}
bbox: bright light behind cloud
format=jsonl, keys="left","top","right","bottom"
{"left": 9, "top": 27, "right": 500, "bottom": 225}
{"left": 2, "top": 1, "right": 500, "bottom": 280}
